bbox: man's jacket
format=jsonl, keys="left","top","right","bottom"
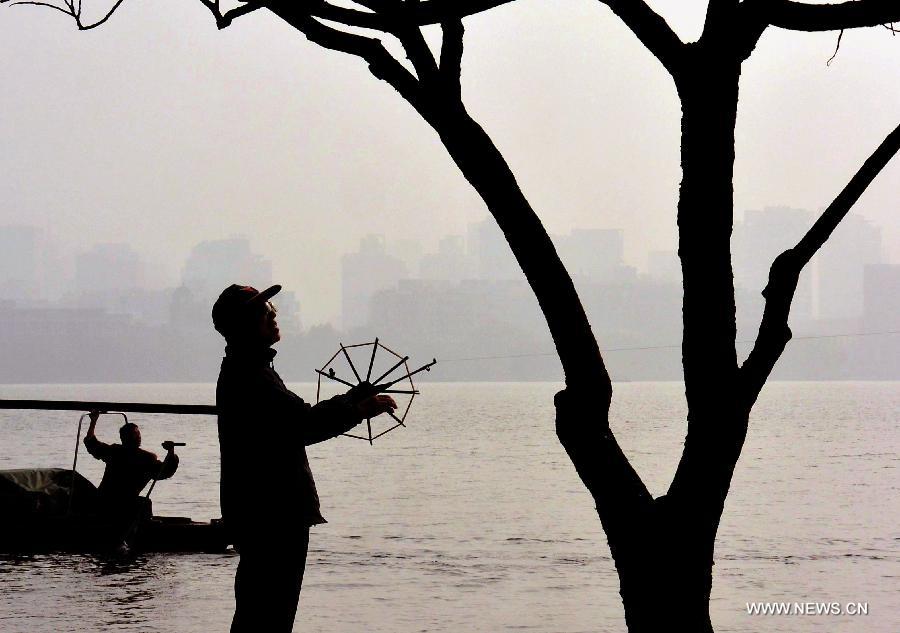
{"left": 84, "top": 435, "right": 178, "bottom": 513}
{"left": 216, "top": 345, "right": 363, "bottom": 544}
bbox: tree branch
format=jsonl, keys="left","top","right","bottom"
{"left": 740, "top": 0, "right": 900, "bottom": 51}
{"left": 598, "top": 0, "right": 685, "bottom": 76}
{"left": 390, "top": 0, "right": 514, "bottom": 25}
{"left": 3, "top": 0, "right": 265, "bottom": 30}
{"left": 763, "top": 0, "right": 900, "bottom": 31}
{"left": 392, "top": 2, "right": 440, "bottom": 83}
{"left": 740, "top": 122, "right": 900, "bottom": 405}
{"left": 5, "top": 1, "right": 74, "bottom": 19}
{"left": 4, "top": 0, "right": 126, "bottom": 30}
{"left": 439, "top": 18, "right": 464, "bottom": 99}
{"left": 267, "top": 6, "right": 423, "bottom": 109}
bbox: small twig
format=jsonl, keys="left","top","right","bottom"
{"left": 826, "top": 28, "right": 844, "bottom": 65}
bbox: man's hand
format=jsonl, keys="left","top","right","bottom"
{"left": 356, "top": 394, "right": 397, "bottom": 419}
{"left": 161, "top": 441, "right": 179, "bottom": 453}
{"left": 85, "top": 410, "right": 100, "bottom": 437}
{"left": 346, "top": 381, "right": 378, "bottom": 404}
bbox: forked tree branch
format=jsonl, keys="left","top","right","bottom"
{"left": 740, "top": 123, "right": 900, "bottom": 405}
{"left": 270, "top": 6, "right": 423, "bottom": 108}
{"left": 599, "top": 0, "right": 685, "bottom": 76}
{"left": 392, "top": 2, "right": 440, "bottom": 84}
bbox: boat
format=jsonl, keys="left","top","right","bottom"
{"left": 0, "top": 468, "right": 229, "bottom": 554}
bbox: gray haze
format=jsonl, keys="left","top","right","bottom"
{"left": 1, "top": 1, "right": 898, "bottom": 379}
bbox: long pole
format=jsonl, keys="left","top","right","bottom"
{"left": 0, "top": 400, "right": 217, "bottom": 415}
{"left": 66, "top": 413, "right": 89, "bottom": 516}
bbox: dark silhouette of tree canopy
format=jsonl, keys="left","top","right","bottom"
{"left": 4, "top": 0, "right": 898, "bottom": 630}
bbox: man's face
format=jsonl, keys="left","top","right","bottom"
{"left": 255, "top": 301, "right": 280, "bottom": 346}
{"left": 123, "top": 426, "right": 141, "bottom": 448}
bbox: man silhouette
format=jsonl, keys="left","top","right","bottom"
{"left": 83, "top": 411, "right": 179, "bottom": 522}
{"left": 213, "top": 284, "right": 396, "bottom": 633}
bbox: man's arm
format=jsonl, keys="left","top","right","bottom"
{"left": 153, "top": 442, "right": 180, "bottom": 480}
{"left": 83, "top": 411, "right": 113, "bottom": 461}
{"left": 305, "top": 384, "right": 398, "bottom": 445}
{"left": 273, "top": 379, "right": 396, "bottom": 445}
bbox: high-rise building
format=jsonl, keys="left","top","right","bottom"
{"left": 341, "top": 235, "right": 407, "bottom": 330}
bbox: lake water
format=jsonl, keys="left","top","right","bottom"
{"left": 0, "top": 382, "right": 896, "bottom": 632}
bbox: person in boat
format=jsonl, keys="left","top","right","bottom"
{"left": 213, "top": 283, "right": 396, "bottom": 633}
{"left": 83, "top": 411, "right": 179, "bottom": 521}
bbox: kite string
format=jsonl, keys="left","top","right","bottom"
{"left": 437, "top": 330, "right": 900, "bottom": 363}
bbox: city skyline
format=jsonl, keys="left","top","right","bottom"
{"left": 1, "top": 205, "right": 896, "bottom": 382}
{"left": 0, "top": 204, "right": 891, "bottom": 323}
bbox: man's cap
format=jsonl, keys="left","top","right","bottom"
{"left": 212, "top": 284, "right": 281, "bottom": 337}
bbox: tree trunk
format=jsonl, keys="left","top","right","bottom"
{"left": 570, "top": 48, "right": 747, "bottom": 633}
{"left": 615, "top": 499, "right": 716, "bottom": 633}
{"left": 596, "top": 47, "right": 747, "bottom": 633}
{"left": 556, "top": 405, "right": 714, "bottom": 633}
{"left": 668, "top": 49, "right": 747, "bottom": 522}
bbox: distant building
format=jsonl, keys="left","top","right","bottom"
{"left": 75, "top": 243, "right": 144, "bottom": 294}
{"left": 388, "top": 238, "right": 424, "bottom": 276}
{"left": 734, "top": 206, "right": 815, "bottom": 324}
{"left": 647, "top": 250, "right": 680, "bottom": 284}
{"left": 341, "top": 235, "right": 407, "bottom": 330}
{"left": 175, "top": 237, "right": 307, "bottom": 333}
{"left": 419, "top": 235, "right": 475, "bottom": 282}
{"left": 817, "top": 214, "right": 882, "bottom": 321}
{"left": 556, "top": 228, "right": 628, "bottom": 282}
{"left": 467, "top": 219, "right": 520, "bottom": 281}
{"left": 182, "top": 237, "right": 273, "bottom": 302}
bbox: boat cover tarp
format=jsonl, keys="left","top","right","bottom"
{"left": 0, "top": 468, "right": 97, "bottom": 515}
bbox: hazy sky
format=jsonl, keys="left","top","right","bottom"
{"left": 2, "top": 0, "right": 898, "bottom": 323}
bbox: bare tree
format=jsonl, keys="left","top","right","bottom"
{"left": 4, "top": 0, "right": 898, "bottom": 630}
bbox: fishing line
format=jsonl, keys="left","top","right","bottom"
{"left": 436, "top": 330, "right": 900, "bottom": 363}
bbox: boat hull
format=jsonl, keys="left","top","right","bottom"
{"left": 0, "top": 515, "right": 230, "bottom": 554}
